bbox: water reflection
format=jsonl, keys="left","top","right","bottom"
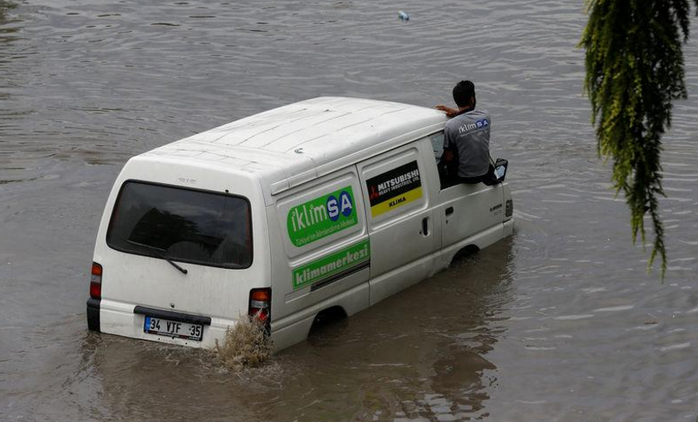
{"left": 0, "top": 1, "right": 23, "bottom": 89}
{"left": 81, "top": 333, "right": 282, "bottom": 421}
{"left": 391, "top": 239, "right": 513, "bottom": 420}
{"left": 0, "top": 1, "right": 17, "bottom": 24}
{"left": 0, "top": 0, "right": 34, "bottom": 180}
{"left": 79, "top": 239, "right": 514, "bottom": 421}
{"left": 0, "top": 1, "right": 22, "bottom": 105}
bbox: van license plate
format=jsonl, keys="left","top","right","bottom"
{"left": 144, "top": 316, "right": 203, "bottom": 341}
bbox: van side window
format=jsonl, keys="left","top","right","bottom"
{"left": 428, "top": 131, "right": 458, "bottom": 189}
{"left": 429, "top": 132, "right": 445, "bottom": 163}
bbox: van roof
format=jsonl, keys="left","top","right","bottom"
{"left": 140, "top": 97, "right": 446, "bottom": 197}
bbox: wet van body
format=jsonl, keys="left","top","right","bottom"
{"left": 87, "top": 97, "right": 514, "bottom": 351}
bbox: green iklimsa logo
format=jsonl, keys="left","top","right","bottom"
{"left": 287, "top": 186, "right": 358, "bottom": 247}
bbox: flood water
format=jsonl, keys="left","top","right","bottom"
{"left": 1, "top": 0, "right": 697, "bottom": 420}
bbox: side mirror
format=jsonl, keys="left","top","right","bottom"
{"left": 494, "top": 158, "right": 508, "bottom": 183}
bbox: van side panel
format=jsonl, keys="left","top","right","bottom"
{"left": 437, "top": 182, "right": 505, "bottom": 251}
{"left": 269, "top": 168, "right": 370, "bottom": 350}
{"left": 422, "top": 130, "right": 511, "bottom": 266}
{"left": 356, "top": 142, "right": 438, "bottom": 306}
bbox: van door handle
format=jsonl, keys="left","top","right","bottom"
{"left": 422, "top": 217, "right": 429, "bottom": 236}
{"left": 445, "top": 207, "right": 454, "bottom": 216}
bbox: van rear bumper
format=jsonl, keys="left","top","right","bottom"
{"left": 86, "top": 298, "right": 101, "bottom": 331}
{"left": 95, "top": 299, "right": 235, "bottom": 349}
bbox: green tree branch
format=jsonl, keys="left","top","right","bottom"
{"left": 580, "top": 0, "right": 698, "bottom": 277}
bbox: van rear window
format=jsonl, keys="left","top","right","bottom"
{"left": 107, "top": 181, "right": 252, "bottom": 269}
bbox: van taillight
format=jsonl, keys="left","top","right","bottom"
{"left": 90, "top": 262, "right": 102, "bottom": 299}
{"left": 505, "top": 199, "right": 513, "bottom": 218}
{"left": 249, "top": 288, "right": 271, "bottom": 323}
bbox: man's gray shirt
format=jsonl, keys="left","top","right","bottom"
{"left": 443, "top": 109, "right": 491, "bottom": 178}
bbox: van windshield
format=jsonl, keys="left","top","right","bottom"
{"left": 107, "top": 181, "right": 252, "bottom": 269}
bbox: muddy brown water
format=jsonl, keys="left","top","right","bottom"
{"left": 1, "top": 1, "right": 697, "bottom": 421}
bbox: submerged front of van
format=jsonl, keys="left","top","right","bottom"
{"left": 87, "top": 154, "right": 271, "bottom": 348}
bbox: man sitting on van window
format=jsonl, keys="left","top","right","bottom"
{"left": 436, "top": 80, "right": 492, "bottom": 185}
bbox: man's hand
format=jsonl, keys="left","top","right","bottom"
{"left": 435, "top": 105, "right": 460, "bottom": 118}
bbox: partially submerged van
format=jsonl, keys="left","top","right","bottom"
{"left": 87, "top": 97, "right": 514, "bottom": 351}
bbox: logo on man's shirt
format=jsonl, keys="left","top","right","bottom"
{"left": 458, "top": 118, "right": 489, "bottom": 135}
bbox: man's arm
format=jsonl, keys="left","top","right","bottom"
{"left": 441, "top": 126, "right": 456, "bottom": 164}
{"left": 435, "top": 105, "right": 460, "bottom": 118}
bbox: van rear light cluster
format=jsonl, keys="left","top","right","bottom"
{"left": 248, "top": 288, "right": 271, "bottom": 323}
{"left": 505, "top": 199, "right": 513, "bottom": 218}
{"left": 90, "top": 262, "right": 103, "bottom": 299}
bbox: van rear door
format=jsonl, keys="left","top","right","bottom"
{"left": 101, "top": 181, "right": 257, "bottom": 334}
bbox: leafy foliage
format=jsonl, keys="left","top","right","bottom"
{"left": 580, "top": 0, "right": 698, "bottom": 276}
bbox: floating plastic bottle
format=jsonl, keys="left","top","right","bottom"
{"left": 398, "top": 10, "right": 410, "bottom": 21}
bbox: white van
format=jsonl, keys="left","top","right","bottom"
{"left": 86, "top": 97, "right": 514, "bottom": 351}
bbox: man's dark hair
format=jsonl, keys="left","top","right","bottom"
{"left": 453, "top": 80, "right": 476, "bottom": 108}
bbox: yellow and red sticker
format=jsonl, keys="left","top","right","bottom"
{"left": 366, "top": 161, "right": 423, "bottom": 217}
